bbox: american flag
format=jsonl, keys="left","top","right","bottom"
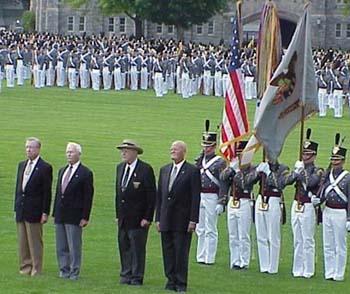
{"left": 219, "top": 2, "right": 249, "bottom": 161}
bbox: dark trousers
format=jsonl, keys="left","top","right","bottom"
{"left": 161, "top": 231, "right": 192, "bottom": 292}
{"left": 118, "top": 226, "right": 149, "bottom": 283}
{"left": 55, "top": 224, "right": 82, "bottom": 279}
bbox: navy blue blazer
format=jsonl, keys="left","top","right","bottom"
{"left": 115, "top": 159, "right": 156, "bottom": 229}
{"left": 156, "top": 161, "right": 201, "bottom": 232}
{"left": 14, "top": 157, "right": 53, "bottom": 223}
{"left": 53, "top": 163, "right": 94, "bottom": 225}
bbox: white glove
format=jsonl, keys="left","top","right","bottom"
{"left": 294, "top": 160, "right": 304, "bottom": 175}
{"left": 346, "top": 221, "right": 350, "bottom": 232}
{"left": 262, "top": 163, "right": 271, "bottom": 176}
{"left": 311, "top": 195, "right": 320, "bottom": 206}
{"left": 216, "top": 204, "right": 224, "bottom": 215}
{"left": 229, "top": 158, "right": 240, "bottom": 172}
{"left": 256, "top": 162, "right": 265, "bottom": 173}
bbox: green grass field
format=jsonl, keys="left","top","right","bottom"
{"left": 1, "top": 82, "right": 350, "bottom": 294}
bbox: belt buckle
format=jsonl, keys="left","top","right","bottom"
{"left": 231, "top": 199, "right": 240, "bottom": 209}
{"left": 259, "top": 201, "right": 269, "bottom": 211}
{"left": 295, "top": 203, "right": 305, "bottom": 213}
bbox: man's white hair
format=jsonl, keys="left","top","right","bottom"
{"left": 66, "top": 142, "right": 82, "bottom": 154}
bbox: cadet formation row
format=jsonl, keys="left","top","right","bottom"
{"left": 1, "top": 30, "right": 350, "bottom": 117}
{"left": 15, "top": 126, "right": 350, "bottom": 294}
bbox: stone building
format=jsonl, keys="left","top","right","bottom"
{"left": 0, "top": 0, "right": 29, "bottom": 29}
{"left": 2, "top": 0, "right": 350, "bottom": 49}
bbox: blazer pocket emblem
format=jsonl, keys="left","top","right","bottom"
{"left": 133, "top": 181, "right": 141, "bottom": 189}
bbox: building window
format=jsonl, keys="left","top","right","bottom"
{"left": 168, "top": 25, "right": 174, "bottom": 34}
{"left": 208, "top": 20, "right": 214, "bottom": 35}
{"left": 347, "top": 23, "right": 350, "bottom": 38}
{"left": 108, "top": 17, "right": 114, "bottom": 32}
{"left": 119, "top": 17, "right": 126, "bottom": 33}
{"left": 67, "top": 16, "right": 74, "bottom": 32}
{"left": 156, "top": 24, "right": 163, "bottom": 34}
{"left": 336, "top": 23, "right": 341, "bottom": 38}
{"left": 196, "top": 25, "right": 203, "bottom": 35}
{"left": 79, "top": 16, "right": 85, "bottom": 32}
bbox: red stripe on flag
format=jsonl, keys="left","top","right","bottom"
{"left": 224, "top": 92, "right": 241, "bottom": 137}
{"left": 230, "top": 71, "right": 249, "bottom": 131}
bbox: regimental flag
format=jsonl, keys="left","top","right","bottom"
{"left": 240, "top": 0, "right": 282, "bottom": 166}
{"left": 254, "top": 4, "right": 318, "bottom": 162}
{"left": 219, "top": 1, "right": 249, "bottom": 161}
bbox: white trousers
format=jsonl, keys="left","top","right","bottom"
{"left": 39, "top": 65, "right": 46, "bottom": 88}
{"left": 203, "top": 70, "right": 213, "bottom": 96}
{"left": 163, "top": 75, "right": 168, "bottom": 95}
{"left": 167, "top": 72, "right": 175, "bottom": 90}
{"left": 79, "top": 64, "right": 89, "bottom": 88}
{"left": 32, "top": 65, "right": 40, "bottom": 88}
{"left": 291, "top": 201, "right": 316, "bottom": 278}
{"left": 16, "top": 60, "right": 24, "bottom": 85}
{"left": 227, "top": 197, "right": 252, "bottom": 268}
{"left": 318, "top": 88, "right": 328, "bottom": 117}
{"left": 68, "top": 68, "right": 77, "bottom": 90}
{"left": 56, "top": 62, "right": 66, "bottom": 87}
{"left": 91, "top": 69, "right": 100, "bottom": 91}
{"left": 0, "top": 69, "right": 2, "bottom": 93}
{"left": 244, "top": 76, "right": 256, "bottom": 100}
{"left": 103, "top": 67, "right": 112, "bottom": 90}
{"left": 196, "top": 193, "right": 218, "bottom": 264}
{"left": 191, "top": 76, "right": 198, "bottom": 96}
{"left": 333, "top": 90, "right": 343, "bottom": 118}
{"left": 5, "top": 64, "right": 15, "bottom": 87}
{"left": 130, "top": 66, "right": 138, "bottom": 90}
{"left": 255, "top": 195, "right": 281, "bottom": 273}
{"left": 214, "top": 71, "right": 222, "bottom": 97}
{"left": 181, "top": 72, "right": 190, "bottom": 98}
{"left": 328, "top": 92, "right": 334, "bottom": 109}
{"left": 46, "top": 61, "right": 55, "bottom": 86}
{"left": 114, "top": 68, "right": 122, "bottom": 90}
{"left": 323, "top": 206, "right": 347, "bottom": 281}
{"left": 121, "top": 72, "right": 126, "bottom": 89}
{"left": 176, "top": 67, "right": 182, "bottom": 94}
{"left": 154, "top": 72, "right": 163, "bottom": 97}
{"left": 140, "top": 67, "right": 148, "bottom": 90}
{"left": 222, "top": 74, "right": 229, "bottom": 98}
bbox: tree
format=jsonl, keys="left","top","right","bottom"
{"left": 137, "top": 0, "right": 229, "bottom": 40}
{"left": 21, "top": 10, "right": 35, "bottom": 32}
{"left": 63, "top": 0, "right": 145, "bottom": 38}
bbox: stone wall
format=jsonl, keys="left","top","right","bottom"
{"left": 25, "top": 0, "right": 350, "bottom": 49}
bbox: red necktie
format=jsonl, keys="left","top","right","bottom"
{"left": 61, "top": 165, "right": 73, "bottom": 193}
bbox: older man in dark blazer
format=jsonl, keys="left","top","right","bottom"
{"left": 53, "top": 142, "right": 94, "bottom": 280}
{"left": 115, "top": 139, "right": 156, "bottom": 286}
{"left": 156, "top": 140, "right": 201, "bottom": 293}
{"left": 14, "top": 137, "right": 53, "bottom": 276}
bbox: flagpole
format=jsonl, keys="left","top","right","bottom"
{"left": 299, "top": 3, "right": 310, "bottom": 160}
{"left": 296, "top": 3, "right": 310, "bottom": 213}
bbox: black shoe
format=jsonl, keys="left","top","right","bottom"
{"left": 130, "top": 280, "right": 143, "bottom": 286}
{"left": 165, "top": 284, "right": 176, "bottom": 291}
{"left": 175, "top": 286, "right": 186, "bottom": 293}
{"left": 119, "top": 278, "right": 131, "bottom": 285}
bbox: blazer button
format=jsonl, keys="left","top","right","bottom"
{"left": 61, "top": 195, "right": 64, "bottom": 199}
{"left": 167, "top": 197, "right": 171, "bottom": 200}
{"left": 121, "top": 200, "right": 125, "bottom": 203}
